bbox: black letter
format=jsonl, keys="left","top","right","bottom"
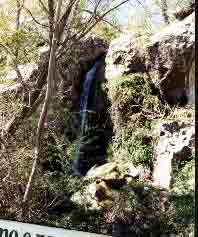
{"left": 23, "top": 233, "right": 31, "bottom": 237}
{"left": 9, "top": 230, "right": 18, "bottom": 237}
{"left": 0, "top": 228, "right": 8, "bottom": 237}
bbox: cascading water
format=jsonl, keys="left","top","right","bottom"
{"left": 79, "top": 58, "right": 103, "bottom": 133}
{"left": 73, "top": 55, "right": 105, "bottom": 176}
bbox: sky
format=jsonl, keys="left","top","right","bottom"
{"left": 0, "top": 0, "right": 163, "bottom": 29}
{"left": 117, "top": 0, "right": 163, "bottom": 26}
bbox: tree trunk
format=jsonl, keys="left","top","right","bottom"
{"left": 161, "top": 0, "right": 170, "bottom": 25}
{"left": 3, "top": 60, "right": 49, "bottom": 136}
{"left": 23, "top": 0, "right": 63, "bottom": 204}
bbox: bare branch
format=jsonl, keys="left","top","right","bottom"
{"left": 161, "top": 0, "right": 170, "bottom": 25}
{"left": 38, "top": 0, "right": 49, "bottom": 14}
{"left": 23, "top": 0, "right": 63, "bottom": 204}
{"left": 48, "top": 0, "right": 54, "bottom": 47}
{"left": 16, "top": 0, "right": 25, "bottom": 29}
{"left": 0, "top": 43, "right": 29, "bottom": 88}
{"left": 57, "top": 0, "right": 130, "bottom": 58}
{"left": 0, "top": 43, "right": 14, "bottom": 56}
{"left": 22, "top": 6, "right": 49, "bottom": 28}
{"left": 77, "top": 0, "right": 130, "bottom": 39}
{"left": 57, "top": 0, "right": 78, "bottom": 42}
{"left": 84, "top": 9, "right": 122, "bottom": 33}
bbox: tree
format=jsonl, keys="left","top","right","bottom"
{"left": 1, "top": 0, "right": 131, "bottom": 137}
{"left": 23, "top": 0, "right": 63, "bottom": 203}
{"left": 161, "top": 0, "right": 170, "bottom": 24}
{"left": 0, "top": 0, "right": 133, "bottom": 207}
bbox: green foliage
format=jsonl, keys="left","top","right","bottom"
{"left": 170, "top": 158, "right": 194, "bottom": 223}
{"left": 101, "top": 185, "right": 176, "bottom": 236}
{"left": 107, "top": 73, "right": 163, "bottom": 165}
{"left": 171, "top": 193, "right": 194, "bottom": 222}
{"left": 0, "top": 28, "right": 42, "bottom": 65}
{"left": 0, "top": 0, "right": 44, "bottom": 77}
{"left": 59, "top": 209, "right": 105, "bottom": 234}
{"left": 108, "top": 73, "right": 163, "bottom": 133}
{"left": 0, "top": 78, "right": 16, "bottom": 86}
{"left": 92, "top": 22, "right": 118, "bottom": 41}
{"left": 112, "top": 127, "right": 153, "bottom": 165}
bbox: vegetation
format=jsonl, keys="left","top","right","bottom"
{"left": 0, "top": 0, "right": 194, "bottom": 236}
{"left": 107, "top": 73, "right": 164, "bottom": 167}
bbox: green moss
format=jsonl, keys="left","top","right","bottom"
{"left": 108, "top": 73, "right": 163, "bottom": 129}
{"left": 171, "top": 159, "right": 194, "bottom": 195}
{"left": 170, "top": 159, "right": 194, "bottom": 223}
{"left": 111, "top": 126, "right": 153, "bottom": 166}
{"left": 106, "top": 144, "right": 114, "bottom": 161}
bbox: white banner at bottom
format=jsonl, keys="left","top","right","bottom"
{"left": 0, "top": 220, "right": 109, "bottom": 237}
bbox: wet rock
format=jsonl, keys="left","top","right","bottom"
{"left": 73, "top": 128, "right": 109, "bottom": 176}
{"left": 69, "top": 35, "right": 108, "bottom": 113}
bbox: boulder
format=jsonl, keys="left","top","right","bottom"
{"left": 152, "top": 120, "right": 194, "bottom": 189}
{"left": 71, "top": 183, "right": 102, "bottom": 210}
{"left": 105, "top": 13, "right": 195, "bottom": 105}
{"left": 86, "top": 162, "right": 118, "bottom": 179}
{"left": 4, "top": 64, "right": 38, "bottom": 82}
{"left": 105, "top": 32, "right": 145, "bottom": 80}
{"left": 85, "top": 161, "right": 151, "bottom": 183}
{"left": 145, "top": 13, "right": 195, "bottom": 104}
{"left": 85, "top": 162, "right": 126, "bottom": 189}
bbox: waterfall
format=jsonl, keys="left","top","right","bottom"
{"left": 73, "top": 55, "right": 105, "bottom": 176}
{"left": 79, "top": 58, "right": 103, "bottom": 134}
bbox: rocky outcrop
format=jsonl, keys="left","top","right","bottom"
{"left": 105, "top": 32, "right": 145, "bottom": 79}
{"left": 5, "top": 64, "right": 38, "bottom": 82}
{"left": 71, "top": 116, "right": 195, "bottom": 208}
{"left": 105, "top": 13, "right": 195, "bottom": 105}
{"left": 71, "top": 161, "right": 152, "bottom": 209}
{"left": 152, "top": 120, "right": 194, "bottom": 189}
{"left": 145, "top": 13, "right": 194, "bottom": 104}
{"left": 61, "top": 35, "right": 108, "bottom": 112}
{"left": 71, "top": 160, "right": 174, "bottom": 236}
{"left": 0, "top": 64, "right": 39, "bottom": 95}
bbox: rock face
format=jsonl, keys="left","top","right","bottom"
{"left": 145, "top": 13, "right": 194, "bottom": 104}
{"left": 152, "top": 120, "right": 194, "bottom": 189}
{"left": 105, "top": 32, "right": 145, "bottom": 80}
{"left": 5, "top": 64, "right": 38, "bottom": 82}
{"left": 63, "top": 35, "right": 108, "bottom": 113}
{"left": 105, "top": 13, "right": 195, "bottom": 105}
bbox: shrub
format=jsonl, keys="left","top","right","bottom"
{"left": 106, "top": 73, "right": 163, "bottom": 165}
